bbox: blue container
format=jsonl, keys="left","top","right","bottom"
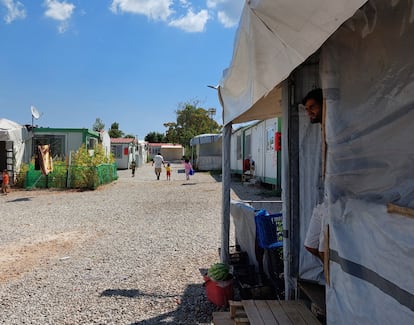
{"left": 254, "top": 209, "right": 283, "bottom": 249}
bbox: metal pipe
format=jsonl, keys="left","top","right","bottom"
{"left": 220, "top": 122, "right": 232, "bottom": 264}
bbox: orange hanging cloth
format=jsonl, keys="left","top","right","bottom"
{"left": 38, "top": 145, "right": 54, "bottom": 175}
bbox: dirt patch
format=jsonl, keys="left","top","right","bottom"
{"left": 0, "top": 231, "right": 93, "bottom": 283}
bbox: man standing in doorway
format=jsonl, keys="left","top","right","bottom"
{"left": 302, "top": 88, "right": 327, "bottom": 262}
{"left": 152, "top": 152, "right": 165, "bottom": 180}
{"left": 302, "top": 88, "right": 323, "bottom": 124}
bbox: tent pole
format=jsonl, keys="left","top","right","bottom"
{"left": 220, "top": 122, "right": 232, "bottom": 264}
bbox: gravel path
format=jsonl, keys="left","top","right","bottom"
{"left": 0, "top": 162, "right": 273, "bottom": 325}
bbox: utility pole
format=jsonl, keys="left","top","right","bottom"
{"left": 207, "top": 108, "right": 216, "bottom": 133}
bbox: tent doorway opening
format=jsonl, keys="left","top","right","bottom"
{"left": 0, "top": 141, "right": 6, "bottom": 170}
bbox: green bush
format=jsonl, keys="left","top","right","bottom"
{"left": 24, "top": 144, "right": 117, "bottom": 190}
{"left": 14, "top": 163, "right": 29, "bottom": 188}
{"left": 70, "top": 144, "right": 115, "bottom": 189}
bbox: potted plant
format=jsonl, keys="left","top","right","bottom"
{"left": 204, "top": 263, "right": 233, "bottom": 306}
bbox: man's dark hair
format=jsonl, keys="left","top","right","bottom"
{"left": 302, "top": 88, "right": 323, "bottom": 106}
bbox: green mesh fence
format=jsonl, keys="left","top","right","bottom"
{"left": 24, "top": 163, "right": 118, "bottom": 190}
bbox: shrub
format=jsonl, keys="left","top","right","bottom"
{"left": 70, "top": 144, "right": 115, "bottom": 189}
{"left": 14, "top": 163, "right": 29, "bottom": 188}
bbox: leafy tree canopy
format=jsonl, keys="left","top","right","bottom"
{"left": 108, "top": 122, "right": 124, "bottom": 138}
{"left": 124, "top": 134, "right": 136, "bottom": 139}
{"left": 164, "top": 101, "right": 221, "bottom": 147}
{"left": 145, "top": 131, "right": 166, "bottom": 143}
{"left": 93, "top": 118, "right": 105, "bottom": 132}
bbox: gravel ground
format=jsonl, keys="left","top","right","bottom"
{"left": 0, "top": 162, "right": 277, "bottom": 325}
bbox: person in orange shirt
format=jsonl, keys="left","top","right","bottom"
{"left": 165, "top": 163, "right": 171, "bottom": 181}
{"left": 2, "top": 169, "right": 10, "bottom": 194}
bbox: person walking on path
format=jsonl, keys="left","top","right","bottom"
{"left": 183, "top": 159, "right": 192, "bottom": 181}
{"left": 165, "top": 163, "right": 171, "bottom": 181}
{"left": 152, "top": 152, "right": 165, "bottom": 180}
{"left": 2, "top": 169, "right": 10, "bottom": 195}
{"left": 130, "top": 160, "right": 136, "bottom": 177}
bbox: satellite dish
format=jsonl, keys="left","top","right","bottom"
{"left": 31, "top": 105, "right": 40, "bottom": 119}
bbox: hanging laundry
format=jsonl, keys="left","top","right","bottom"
{"left": 38, "top": 145, "right": 54, "bottom": 175}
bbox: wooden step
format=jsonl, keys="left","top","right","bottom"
{"left": 213, "top": 300, "right": 321, "bottom": 325}
{"left": 213, "top": 311, "right": 250, "bottom": 325}
{"left": 212, "top": 312, "right": 234, "bottom": 325}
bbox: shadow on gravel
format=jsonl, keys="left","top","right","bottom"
{"left": 209, "top": 173, "right": 280, "bottom": 202}
{"left": 181, "top": 183, "right": 197, "bottom": 186}
{"left": 101, "top": 289, "right": 141, "bottom": 298}
{"left": 6, "top": 197, "right": 33, "bottom": 203}
{"left": 100, "top": 289, "right": 176, "bottom": 299}
{"left": 127, "top": 283, "right": 222, "bottom": 325}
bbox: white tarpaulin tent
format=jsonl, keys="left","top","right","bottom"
{"left": 218, "top": 0, "right": 414, "bottom": 323}
{"left": 219, "top": 0, "right": 367, "bottom": 124}
{"left": 318, "top": 3, "right": 414, "bottom": 322}
{"left": 0, "top": 118, "right": 27, "bottom": 142}
{"left": 0, "top": 118, "right": 29, "bottom": 176}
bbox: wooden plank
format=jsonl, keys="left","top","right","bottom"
{"left": 267, "top": 300, "right": 293, "bottom": 325}
{"left": 323, "top": 224, "right": 330, "bottom": 286}
{"left": 242, "top": 300, "right": 265, "bottom": 325}
{"left": 280, "top": 301, "right": 307, "bottom": 325}
{"left": 234, "top": 317, "right": 250, "bottom": 325}
{"left": 230, "top": 300, "right": 244, "bottom": 319}
{"left": 297, "top": 281, "right": 325, "bottom": 315}
{"left": 225, "top": 300, "right": 319, "bottom": 325}
{"left": 212, "top": 312, "right": 234, "bottom": 325}
{"left": 253, "top": 300, "right": 279, "bottom": 325}
{"left": 213, "top": 311, "right": 250, "bottom": 325}
{"left": 322, "top": 97, "right": 327, "bottom": 181}
{"left": 292, "top": 302, "right": 321, "bottom": 325}
{"left": 213, "top": 312, "right": 231, "bottom": 320}
{"left": 387, "top": 203, "right": 414, "bottom": 219}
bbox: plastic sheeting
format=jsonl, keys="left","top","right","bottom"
{"left": 220, "top": 0, "right": 414, "bottom": 321}
{"left": 0, "top": 118, "right": 27, "bottom": 142}
{"left": 328, "top": 199, "right": 414, "bottom": 323}
{"left": 219, "top": 0, "right": 367, "bottom": 125}
{"left": 99, "top": 130, "right": 111, "bottom": 158}
{"left": 190, "top": 134, "right": 222, "bottom": 171}
{"left": 320, "top": 0, "right": 414, "bottom": 322}
{"left": 230, "top": 200, "right": 278, "bottom": 278}
{"left": 0, "top": 118, "right": 29, "bottom": 174}
{"left": 230, "top": 201, "right": 259, "bottom": 269}
{"left": 189, "top": 134, "right": 222, "bottom": 146}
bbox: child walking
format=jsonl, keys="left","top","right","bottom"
{"left": 2, "top": 169, "right": 10, "bottom": 195}
{"left": 165, "top": 163, "right": 171, "bottom": 181}
{"left": 183, "top": 159, "right": 192, "bottom": 181}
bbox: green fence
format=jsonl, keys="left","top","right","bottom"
{"left": 24, "top": 163, "right": 118, "bottom": 190}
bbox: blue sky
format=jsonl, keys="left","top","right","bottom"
{"left": 0, "top": 0, "right": 243, "bottom": 139}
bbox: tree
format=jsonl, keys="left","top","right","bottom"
{"left": 164, "top": 101, "right": 221, "bottom": 147}
{"left": 145, "top": 131, "right": 166, "bottom": 143}
{"left": 108, "top": 122, "right": 124, "bottom": 138}
{"left": 124, "top": 134, "right": 136, "bottom": 139}
{"left": 93, "top": 118, "right": 105, "bottom": 132}
{"left": 163, "top": 122, "right": 178, "bottom": 143}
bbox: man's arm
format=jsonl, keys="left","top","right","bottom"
{"left": 304, "top": 246, "right": 324, "bottom": 262}
{"left": 305, "top": 245, "right": 319, "bottom": 257}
